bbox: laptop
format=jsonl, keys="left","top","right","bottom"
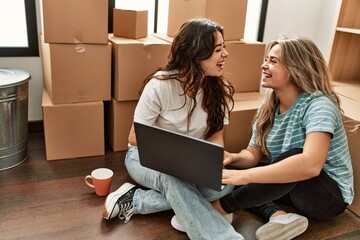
{"left": 134, "top": 122, "right": 224, "bottom": 191}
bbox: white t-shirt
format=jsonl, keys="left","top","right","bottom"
{"left": 134, "top": 74, "right": 229, "bottom": 140}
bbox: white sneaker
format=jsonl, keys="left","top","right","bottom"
{"left": 102, "top": 182, "right": 137, "bottom": 222}
{"left": 171, "top": 213, "right": 234, "bottom": 233}
{"left": 255, "top": 213, "right": 308, "bottom": 240}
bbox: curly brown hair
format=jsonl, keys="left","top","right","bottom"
{"left": 140, "top": 18, "right": 234, "bottom": 139}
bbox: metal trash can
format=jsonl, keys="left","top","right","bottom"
{"left": 0, "top": 68, "right": 31, "bottom": 170}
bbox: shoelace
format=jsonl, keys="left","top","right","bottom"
{"left": 118, "top": 201, "right": 134, "bottom": 223}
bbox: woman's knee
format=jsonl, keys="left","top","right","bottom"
{"left": 296, "top": 202, "right": 347, "bottom": 220}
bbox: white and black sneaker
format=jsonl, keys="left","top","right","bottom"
{"left": 102, "top": 182, "right": 137, "bottom": 223}
{"left": 255, "top": 213, "right": 308, "bottom": 240}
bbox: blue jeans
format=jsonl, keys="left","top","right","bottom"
{"left": 220, "top": 148, "right": 347, "bottom": 221}
{"left": 125, "top": 146, "right": 244, "bottom": 240}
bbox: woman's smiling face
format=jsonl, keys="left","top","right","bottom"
{"left": 261, "top": 44, "right": 289, "bottom": 90}
{"left": 200, "top": 30, "right": 229, "bottom": 77}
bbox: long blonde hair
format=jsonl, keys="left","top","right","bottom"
{"left": 255, "top": 36, "right": 342, "bottom": 156}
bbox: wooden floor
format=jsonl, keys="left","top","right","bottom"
{"left": 1, "top": 132, "right": 360, "bottom": 240}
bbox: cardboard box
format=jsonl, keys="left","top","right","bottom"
{"left": 167, "top": 0, "right": 247, "bottom": 40}
{"left": 152, "top": 33, "right": 175, "bottom": 43}
{"left": 206, "top": 0, "right": 247, "bottom": 41}
{"left": 224, "top": 92, "right": 263, "bottom": 153}
{"left": 167, "top": 0, "right": 206, "bottom": 37}
{"left": 224, "top": 40, "right": 265, "bottom": 92}
{"left": 41, "top": 0, "right": 108, "bottom": 44}
{"left": 344, "top": 115, "right": 360, "bottom": 217}
{"left": 42, "top": 89, "right": 105, "bottom": 161}
{"left": 113, "top": 9, "right": 148, "bottom": 39}
{"left": 105, "top": 99, "right": 137, "bottom": 152}
{"left": 40, "top": 34, "right": 111, "bottom": 104}
{"left": 338, "top": 94, "right": 360, "bottom": 217}
{"left": 109, "top": 34, "right": 171, "bottom": 101}
{"left": 333, "top": 81, "right": 360, "bottom": 102}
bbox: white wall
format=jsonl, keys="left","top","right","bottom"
{"left": 262, "top": 0, "right": 340, "bottom": 60}
{"left": 0, "top": 0, "right": 341, "bottom": 121}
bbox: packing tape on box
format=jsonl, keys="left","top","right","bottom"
{"left": 142, "top": 43, "right": 154, "bottom": 60}
{"left": 73, "top": 38, "right": 86, "bottom": 53}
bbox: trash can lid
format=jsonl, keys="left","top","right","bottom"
{"left": 0, "top": 68, "right": 31, "bottom": 88}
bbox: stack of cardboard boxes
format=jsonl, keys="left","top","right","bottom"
{"left": 40, "top": 0, "right": 265, "bottom": 159}
{"left": 105, "top": 9, "right": 171, "bottom": 152}
{"left": 156, "top": 0, "right": 265, "bottom": 152}
{"left": 40, "top": 0, "right": 111, "bottom": 160}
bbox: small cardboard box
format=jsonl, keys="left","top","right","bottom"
{"left": 109, "top": 34, "right": 171, "bottom": 101}
{"left": 41, "top": 0, "right": 108, "bottom": 44}
{"left": 40, "top": 34, "right": 111, "bottom": 104}
{"left": 167, "top": 0, "right": 247, "bottom": 40}
{"left": 42, "top": 89, "right": 105, "bottom": 161}
{"left": 113, "top": 9, "right": 148, "bottom": 39}
{"left": 224, "top": 40, "right": 265, "bottom": 93}
{"left": 224, "top": 92, "right": 263, "bottom": 153}
{"left": 105, "top": 99, "right": 137, "bottom": 152}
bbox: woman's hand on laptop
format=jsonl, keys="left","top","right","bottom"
{"left": 222, "top": 169, "right": 246, "bottom": 185}
{"left": 223, "top": 151, "right": 234, "bottom": 166}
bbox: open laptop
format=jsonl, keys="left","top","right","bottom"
{"left": 134, "top": 122, "right": 224, "bottom": 191}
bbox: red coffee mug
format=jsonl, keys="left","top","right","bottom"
{"left": 85, "top": 168, "right": 113, "bottom": 196}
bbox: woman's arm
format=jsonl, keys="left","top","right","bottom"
{"left": 223, "top": 146, "right": 263, "bottom": 169}
{"left": 207, "top": 129, "right": 264, "bottom": 168}
{"left": 206, "top": 129, "right": 225, "bottom": 147}
{"left": 222, "top": 131, "right": 331, "bottom": 185}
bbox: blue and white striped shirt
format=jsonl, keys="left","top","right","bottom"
{"left": 250, "top": 92, "right": 354, "bottom": 204}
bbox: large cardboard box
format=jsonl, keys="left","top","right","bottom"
{"left": 40, "top": 35, "right": 111, "bottom": 104}
{"left": 113, "top": 9, "right": 148, "bottom": 39}
{"left": 334, "top": 81, "right": 360, "bottom": 103}
{"left": 42, "top": 89, "right": 105, "bottom": 161}
{"left": 167, "top": 0, "right": 247, "bottom": 40}
{"left": 109, "top": 34, "right": 171, "bottom": 101}
{"left": 224, "top": 92, "right": 263, "bottom": 153}
{"left": 338, "top": 95, "right": 360, "bottom": 217}
{"left": 206, "top": 0, "right": 247, "bottom": 41}
{"left": 344, "top": 116, "right": 360, "bottom": 217}
{"left": 167, "top": 0, "right": 206, "bottom": 37}
{"left": 105, "top": 99, "right": 137, "bottom": 152}
{"left": 224, "top": 40, "right": 265, "bottom": 92}
{"left": 41, "top": 0, "right": 108, "bottom": 44}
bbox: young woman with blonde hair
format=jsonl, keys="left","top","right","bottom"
{"left": 211, "top": 36, "right": 354, "bottom": 240}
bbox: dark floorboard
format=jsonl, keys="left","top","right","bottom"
{"left": 0, "top": 133, "right": 360, "bottom": 240}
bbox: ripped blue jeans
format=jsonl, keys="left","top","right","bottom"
{"left": 125, "top": 146, "right": 244, "bottom": 240}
